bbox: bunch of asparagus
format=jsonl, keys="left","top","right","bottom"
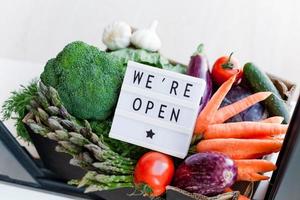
{"left": 23, "top": 82, "right": 135, "bottom": 192}
{"left": 90, "top": 120, "right": 148, "bottom": 160}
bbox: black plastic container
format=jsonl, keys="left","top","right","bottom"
{"left": 0, "top": 121, "right": 93, "bottom": 199}
{"left": 28, "top": 130, "right": 86, "bottom": 181}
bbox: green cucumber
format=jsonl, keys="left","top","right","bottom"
{"left": 243, "top": 63, "right": 290, "bottom": 124}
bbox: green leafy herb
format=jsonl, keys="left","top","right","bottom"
{"left": 90, "top": 120, "right": 148, "bottom": 160}
{"left": 110, "top": 48, "right": 187, "bottom": 74}
{"left": 1, "top": 80, "right": 38, "bottom": 141}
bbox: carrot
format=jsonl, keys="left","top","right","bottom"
{"left": 238, "top": 195, "right": 250, "bottom": 200}
{"left": 238, "top": 172, "right": 269, "bottom": 181}
{"left": 224, "top": 188, "right": 250, "bottom": 200}
{"left": 252, "top": 136, "right": 284, "bottom": 140}
{"left": 261, "top": 116, "right": 284, "bottom": 124}
{"left": 235, "top": 159, "right": 276, "bottom": 182}
{"left": 235, "top": 159, "right": 277, "bottom": 173}
{"left": 197, "top": 138, "right": 282, "bottom": 159}
{"left": 204, "top": 122, "right": 288, "bottom": 139}
{"left": 224, "top": 188, "right": 232, "bottom": 192}
{"left": 194, "top": 75, "right": 236, "bottom": 134}
{"left": 212, "top": 92, "right": 272, "bottom": 124}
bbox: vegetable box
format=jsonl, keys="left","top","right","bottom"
{"left": 1, "top": 21, "right": 298, "bottom": 200}
{"left": 0, "top": 68, "right": 297, "bottom": 200}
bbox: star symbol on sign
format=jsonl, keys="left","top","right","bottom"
{"left": 146, "top": 129, "right": 155, "bottom": 139}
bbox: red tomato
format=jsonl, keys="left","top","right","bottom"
{"left": 134, "top": 152, "right": 175, "bottom": 197}
{"left": 212, "top": 53, "right": 243, "bottom": 85}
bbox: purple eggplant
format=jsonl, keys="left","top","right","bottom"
{"left": 173, "top": 152, "right": 237, "bottom": 197}
{"left": 187, "top": 44, "right": 212, "bottom": 112}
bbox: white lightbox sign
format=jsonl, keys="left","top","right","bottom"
{"left": 109, "top": 61, "right": 205, "bottom": 158}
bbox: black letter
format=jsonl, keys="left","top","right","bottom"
{"left": 145, "top": 100, "right": 154, "bottom": 114}
{"left": 132, "top": 98, "right": 142, "bottom": 111}
{"left": 170, "top": 81, "right": 178, "bottom": 95}
{"left": 170, "top": 108, "right": 180, "bottom": 122}
{"left": 158, "top": 104, "right": 167, "bottom": 119}
{"left": 133, "top": 70, "right": 144, "bottom": 85}
{"left": 146, "top": 74, "right": 155, "bottom": 89}
{"left": 184, "top": 83, "right": 193, "bottom": 98}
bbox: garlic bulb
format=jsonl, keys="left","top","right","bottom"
{"left": 102, "top": 21, "right": 132, "bottom": 50}
{"left": 130, "top": 20, "right": 162, "bottom": 52}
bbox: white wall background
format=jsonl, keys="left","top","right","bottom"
{"left": 0, "top": 0, "right": 300, "bottom": 84}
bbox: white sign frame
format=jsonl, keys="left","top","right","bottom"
{"left": 109, "top": 61, "right": 205, "bottom": 158}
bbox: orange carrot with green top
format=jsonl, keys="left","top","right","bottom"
{"left": 197, "top": 138, "right": 282, "bottom": 159}
{"left": 204, "top": 122, "right": 288, "bottom": 139}
{"left": 235, "top": 159, "right": 276, "bottom": 182}
{"left": 212, "top": 92, "right": 272, "bottom": 124}
{"left": 194, "top": 75, "right": 236, "bottom": 134}
{"left": 261, "top": 116, "right": 284, "bottom": 124}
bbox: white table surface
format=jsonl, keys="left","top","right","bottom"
{"left": 0, "top": 181, "right": 81, "bottom": 200}
{"left": 0, "top": 58, "right": 42, "bottom": 157}
{"left": 1, "top": 0, "right": 300, "bottom": 199}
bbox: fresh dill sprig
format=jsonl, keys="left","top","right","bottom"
{"left": 1, "top": 79, "right": 38, "bottom": 141}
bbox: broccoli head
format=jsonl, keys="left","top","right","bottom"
{"left": 41, "top": 41, "right": 124, "bottom": 120}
